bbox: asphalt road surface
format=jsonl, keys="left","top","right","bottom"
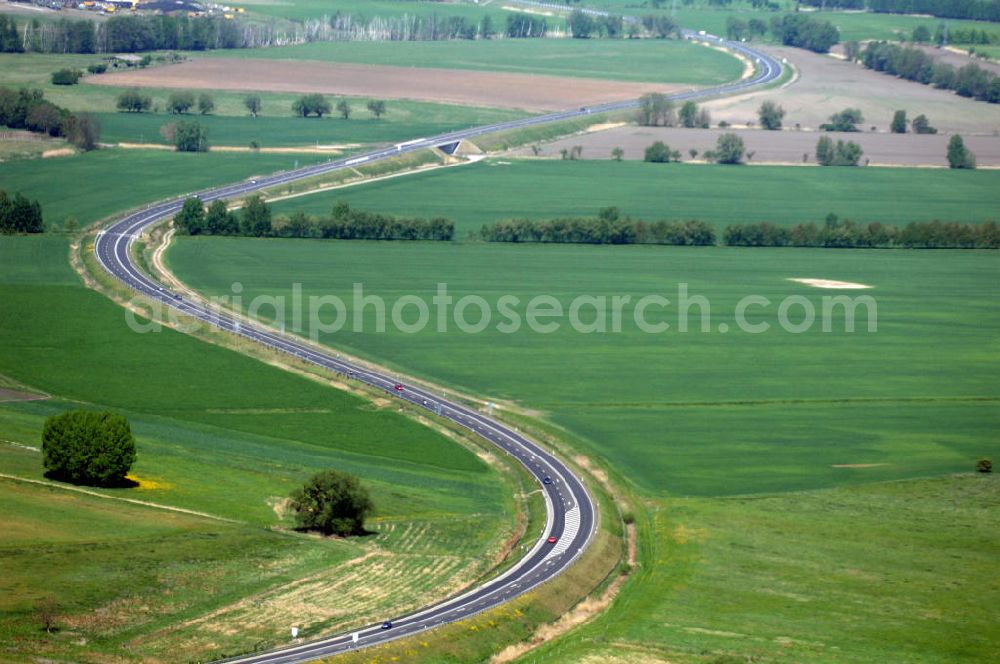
{"left": 93, "top": 30, "right": 781, "bottom": 664}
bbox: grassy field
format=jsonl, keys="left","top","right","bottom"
{"left": 528, "top": 474, "right": 1000, "bottom": 664}
{"left": 0, "top": 150, "right": 328, "bottom": 228}
{"left": 202, "top": 38, "right": 744, "bottom": 86}
{"left": 0, "top": 235, "right": 516, "bottom": 661}
{"left": 168, "top": 236, "right": 999, "bottom": 661}
{"left": 268, "top": 159, "right": 1000, "bottom": 234}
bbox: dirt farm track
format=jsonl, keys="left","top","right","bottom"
{"left": 90, "top": 59, "right": 684, "bottom": 112}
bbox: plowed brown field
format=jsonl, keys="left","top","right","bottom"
{"left": 90, "top": 58, "right": 685, "bottom": 112}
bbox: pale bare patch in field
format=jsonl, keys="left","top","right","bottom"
{"left": 90, "top": 58, "right": 684, "bottom": 112}
{"left": 41, "top": 148, "right": 75, "bottom": 158}
{"left": 576, "top": 646, "right": 675, "bottom": 664}
{"left": 138, "top": 521, "right": 492, "bottom": 656}
{"left": 672, "top": 523, "right": 708, "bottom": 545}
{"left": 790, "top": 278, "right": 873, "bottom": 290}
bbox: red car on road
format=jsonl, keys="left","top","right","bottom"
{"left": 394, "top": 384, "right": 404, "bottom": 392}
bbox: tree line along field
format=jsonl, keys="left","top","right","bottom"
{"left": 0, "top": 235, "right": 518, "bottom": 660}
{"left": 167, "top": 237, "right": 1000, "bottom": 662}
{"left": 585, "top": 0, "right": 1000, "bottom": 43}
{"left": 268, "top": 159, "right": 1000, "bottom": 235}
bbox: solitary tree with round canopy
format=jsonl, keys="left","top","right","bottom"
{"left": 290, "top": 469, "right": 373, "bottom": 536}
{"left": 42, "top": 410, "right": 136, "bottom": 486}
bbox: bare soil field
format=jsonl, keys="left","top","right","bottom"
{"left": 90, "top": 58, "right": 684, "bottom": 112}
{"left": 704, "top": 46, "right": 1000, "bottom": 135}
{"left": 513, "top": 124, "right": 1000, "bottom": 167}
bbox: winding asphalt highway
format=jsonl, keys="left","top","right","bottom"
{"left": 93, "top": 31, "right": 781, "bottom": 663}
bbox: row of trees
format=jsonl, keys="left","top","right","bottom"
{"left": 816, "top": 136, "right": 864, "bottom": 166}
{"left": 771, "top": 14, "right": 841, "bottom": 53}
{"left": 724, "top": 218, "right": 1000, "bottom": 248}
{"left": 799, "top": 0, "right": 1000, "bottom": 21}
{"left": 642, "top": 133, "right": 747, "bottom": 164}
{"left": 174, "top": 198, "right": 455, "bottom": 240}
{"left": 861, "top": 41, "right": 1000, "bottom": 103}
{"left": 291, "top": 94, "right": 382, "bottom": 119}
{"left": 0, "top": 191, "right": 44, "bottom": 234}
{"left": 480, "top": 208, "right": 717, "bottom": 245}
{"left": 0, "top": 87, "right": 100, "bottom": 150}
{"left": 636, "top": 95, "right": 710, "bottom": 128}
{"left": 890, "top": 110, "right": 937, "bottom": 134}
{"left": 164, "top": 91, "right": 215, "bottom": 115}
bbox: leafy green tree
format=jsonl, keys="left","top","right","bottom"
{"left": 42, "top": 410, "right": 136, "bottom": 486}
{"left": 644, "top": 140, "right": 673, "bottom": 163}
{"left": 479, "top": 14, "right": 495, "bottom": 39}
{"left": 679, "top": 101, "right": 699, "bottom": 128}
{"left": 289, "top": 469, "right": 373, "bottom": 536}
{"left": 67, "top": 112, "right": 100, "bottom": 151}
{"left": 611, "top": 146, "right": 624, "bottom": 161}
{"left": 51, "top": 69, "right": 82, "bottom": 85}
{"left": 568, "top": 9, "right": 595, "bottom": 38}
{"left": 820, "top": 108, "right": 864, "bottom": 132}
{"left": 758, "top": 101, "right": 785, "bottom": 130}
{"left": 816, "top": 135, "right": 835, "bottom": 166}
{"left": 293, "top": 93, "right": 331, "bottom": 117}
{"left": 174, "top": 197, "right": 206, "bottom": 234}
{"left": 890, "top": 110, "right": 907, "bottom": 134}
{"left": 715, "top": 133, "right": 745, "bottom": 164}
{"left": 244, "top": 94, "right": 262, "bottom": 117}
{"left": 198, "top": 93, "right": 215, "bottom": 115}
{"left": 336, "top": 99, "right": 352, "bottom": 120}
{"left": 977, "top": 458, "right": 992, "bottom": 473}
{"left": 947, "top": 135, "right": 976, "bottom": 169}
{"left": 912, "top": 25, "right": 931, "bottom": 42}
{"left": 636, "top": 93, "right": 675, "bottom": 127}
{"left": 241, "top": 194, "right": 272, "bottom": 236}
{"left": 912, "top": 114, "right": 937, "bottom": 134}
{"left": 0, "top": 191, "right": 44, "bottom": 234}
{"left": 116, "top": 88, "right": 151, "bottom": 113}
{"left": 366, "top": 99, "right": 386, "bottom": 119}
{"left": 167, "top": 90, "right": 195, "bottom": 114}
{"left": 205, "top": 199, "right": 239, "bottom": 235}
{"left": 173, "top": 119, "right": 208, "bottom": 152}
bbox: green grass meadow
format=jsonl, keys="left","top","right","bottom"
{"left": 269, "top": 159, "right": 1000, "bottom": 234}
{"left": 0, "top": 150, "right": 328, "bottom": 228}
{"left": 0, "top": 235, "right": 514, "bottom": 660}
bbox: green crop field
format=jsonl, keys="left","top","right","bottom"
{"left": 269, "top": 159, "right": 1000, "bottom": 234}
{"left": 0, "top": 235, "right": 516, "bottom": 660}
{"left": 168, "top": 236, "right": 1000, "bottom": 662}
{"left": 203, "top": 38, "right": 744, "bottom": 86}
{"left": 0, "top": 150, "right": 328, "bottom": 228}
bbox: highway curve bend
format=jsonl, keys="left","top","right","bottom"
{"left": 93, "top": 31, "right": 781, "bottom": 663}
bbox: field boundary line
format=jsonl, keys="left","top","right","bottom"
{"left": 0, "top": 472, "right": 243, "bottom": 524}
